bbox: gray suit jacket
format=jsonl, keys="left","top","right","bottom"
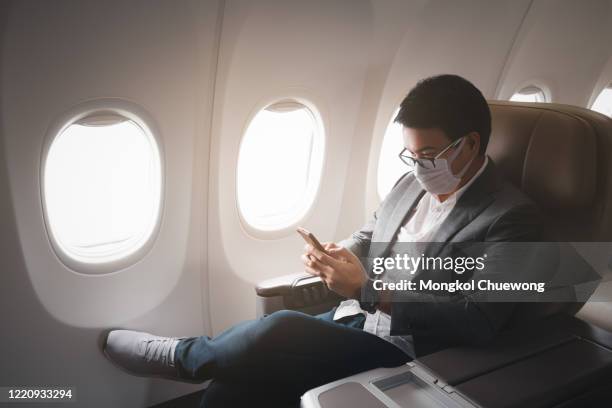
{"left": 340, "top": 159, "right": 549, "bottom": 356}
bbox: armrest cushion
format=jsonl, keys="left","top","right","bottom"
{"left": 256, "top": 272, "right": 325, "bottom": 297}
{"left": 418, "top": 314, "right": 612, "bottom": 386}
{"left": 255, "top": 272, "right": 344, "bottom": 316}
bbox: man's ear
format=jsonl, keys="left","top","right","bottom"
{"left": 467, "top": 131, "right": 481, "bottom": 155}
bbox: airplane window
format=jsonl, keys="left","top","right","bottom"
{"left": 377, "top": 108, "right": 407, "bottom": 200}
{"left": 509, "top": 86, "right": 547, "bottom": 103}
{"left": 591, "top": 86, "right": 612, "bottom": 118}
{"left": 43, "top": 113, "right": 162, "bottom": 268}
{"left": 237, "top": 100, "right": 324, "bottom": 231}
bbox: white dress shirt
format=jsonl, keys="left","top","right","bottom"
{"left": 333, "top": 156, "right": 489, "bottom": 356}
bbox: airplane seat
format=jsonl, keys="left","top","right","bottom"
{"left": 486, "top": 101, "right": 612, "bottom": 331}
{"left": 487, "top": 100, "right": 601, "bottom": 242}
{"left": 164, "top": 101, "right": 612, "bottom": 401}
{"left": 486, "top": 100, "right": 612, "bottom": 329}
{"left": 256, "top": 100, "right": 612, "bottom": 328}
{"left": 256, "top": 101, "right": 612, "bottom": 407}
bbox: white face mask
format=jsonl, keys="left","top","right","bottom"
{"left": 414, "top": 137, "right": 474, "bottom": 195}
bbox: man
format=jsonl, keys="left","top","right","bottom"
{"left": 103, "top": 74, "right": 543, "bottom": 407}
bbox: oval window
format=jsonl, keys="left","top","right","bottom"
{"left": 510, "top": 86, "right": 547, "bottom": 103}
{"left": 591, "top": 86, "right": 612, "bottom": 118}
{"left": 377, "top": 108, "right": 407, "bottom": 200}
{"left": 43, "top": 112, "right": 162, "bottom": 269}
{"left": 236, "top": 100, "right": 324, "bottom": 231}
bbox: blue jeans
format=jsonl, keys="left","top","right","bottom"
{"left": 174, "top": 308, "right": 411, "bottom": 407}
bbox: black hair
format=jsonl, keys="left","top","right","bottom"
{"left": 394, "top": 74, "right": 491, "bottom": 155}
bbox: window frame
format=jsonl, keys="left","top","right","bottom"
{"left": 509, "top": 84, "right": 550, "bottom": 103}
{"left": 40, "top": 98, "right": 165, "bottom": 275}
{"left": 235, "top": 97, "right": 326, "bottom": 238}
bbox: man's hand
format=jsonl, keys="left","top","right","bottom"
{"left": 301, "top": 242, "right": 367, "bottom": 298}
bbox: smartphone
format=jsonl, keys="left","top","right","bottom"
{"left": 296, "top": 227, "right": 328, "bottom": 254}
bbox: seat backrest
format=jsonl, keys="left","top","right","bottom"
{"left": 486, "top": 101, "right": 612, "bottom": 327}
{"left": 487, "top": 100, "right": 612, "bottom": 242}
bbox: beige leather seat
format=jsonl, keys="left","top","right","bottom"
{"left": 257, "top": 100, "right": 612, "bottom": 329}
{"left": 258, "top": 101, "right": 612, "bottom": 408}
{"left": 487, "top": 101, "right": 612, "bottom": 330}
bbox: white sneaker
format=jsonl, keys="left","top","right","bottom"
{"left": 103, "top": 329, "right": 188, "bottom": 381}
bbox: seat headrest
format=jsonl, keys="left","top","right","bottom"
{"left": 487, "top": 101, "right": 598, "bottom": 210}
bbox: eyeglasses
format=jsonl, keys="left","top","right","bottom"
{"left": 398, "top": 136, "right": 465, "bottom": 169}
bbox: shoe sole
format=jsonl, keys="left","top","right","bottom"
{"left": 100, "top": 328, "right": 204, "bottom": 385}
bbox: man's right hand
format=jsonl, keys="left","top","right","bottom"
{"left": 301, "top": 243, "right": 367, "bottom": 298}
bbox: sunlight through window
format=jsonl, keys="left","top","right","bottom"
{"left": 591, "top": 86, "right": 612, "bottom": 118}
{"left": 43, "top": 115, "right": 162, "bottom": 265}
{"left": 237, "top": 101, "right": 324, "bottom": 231}
{"left": 377, "top": 108, "right": 408, "bottom": 200}
{"left": 510, "top": 86, "right": 547, "bottom": 103}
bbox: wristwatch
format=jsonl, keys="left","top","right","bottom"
{"left": 359, "top": 278, "right": 379, "bottom": 313}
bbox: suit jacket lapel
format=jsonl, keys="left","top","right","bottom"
{"left": 372, "top": 179, "right": 425, "bottom": 258}
{"left": 425, "top": 159, "right": 502, "bottom": 258}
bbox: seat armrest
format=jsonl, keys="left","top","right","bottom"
{"left": 302, "top": 315, "right": 612, "bottom": 408}
{"left": 255, "top": 272, "right": 344, "bottom": 316}
{"left": 256, "top": 272, "right": 324, "bottom": 297}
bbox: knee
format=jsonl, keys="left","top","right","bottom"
{"left": 256, "top": 310, "right": 306, "bottom": 340}
{"left": 265, "top": 309, "right": 307, "bottom": 324}
{"left": 262, "top": 309, "right": 305, "bottom": 328}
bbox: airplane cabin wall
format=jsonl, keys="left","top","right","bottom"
{"left": 495, "top": 0, "right": 612, "bottom": 106}
{"left": 2, "top": 1, "right": 612, "bottom": 407}
{"left": 210, "top": 0, "right": 612, "bottom": 332}
{"left": 1, "top": 0, "right": 220, "bottom": 406}
{"left": 208, "top": 0, "right": 375, "bottom": 332}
